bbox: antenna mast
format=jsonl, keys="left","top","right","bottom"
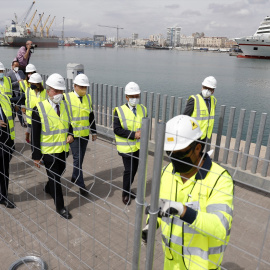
{"left": 62, "top": 17, "right": 65, "bottom": 41}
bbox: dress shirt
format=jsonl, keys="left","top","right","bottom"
{"left": 13, "top": 70, "right": 21, "bottom": 81}
{"left": 16, "top": 46, "right": 31, "bottom": 67}
{"left": 48, "top": 98, "right": 60, "bottom": 114}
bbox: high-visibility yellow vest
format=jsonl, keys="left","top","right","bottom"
{"left": 159, "top": 162, "right": 233, "bottom": 270}
{"left": 25, "top": 88, "right": 47, "bottom": 125}
{"left": 19, "top": 80, "right": 30, "bottom": 94}
{"left": 36, "top": 99, "right": 71, "bottom": 154}
{"left": 0, "top": 93, "right": 15, "bottom": 139}
{"left": 0, "top": 77, "right": 12, "bottom": 98}
{"left": 189, "top": 94, "right": 217, "bottom": 140}
{"left": 64, "top": 92, "right": 93, "bottom": 137}
{"left": 114, "top": 104, "right": 147, "bottom": 153}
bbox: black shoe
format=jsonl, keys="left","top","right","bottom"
{"left": 21, "top": 123, "right": 27, "bottom": 128}
{"left": 130, "top": 191, "right": 136, "bottom": 199}
{"left": 71, "top": 177, "right": 76, "bottom": 183}
{"left": 0, "top": 199, "right": 16, "bottom": 209}
{"left": 57, "top": 207, "right": 72, "bottom": 219}
{"left": 122, "top": 196, "right": 131, "bottom": 205}
{"left": 80, "top": 188, "right": 88, "bottom": 197}
{"left": 43, "top": 187, "right": 50, "bottom": 194}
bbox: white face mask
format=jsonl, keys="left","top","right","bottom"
{"left": 202, "top": 89, "right": 212, "bottom": 98}
{"left": 50, "top": 93, "right": 63, "bottom": 104}
{"left": 128, "top": 98, "right": 140, "bottom": 107}
{"left": 14, "top": 67, "right": 19, "bottom": 72}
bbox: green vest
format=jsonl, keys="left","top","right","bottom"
{"left": 190, "top": 94, "right": 217, "bottom": 140}
{"left": 25, "top": 88, "right": 47, "bottom": 125}
{"left": 0, "top": 93, "right": 15, "bottom": 139}
{"left": 159, "top": 162, "right": 233, "bottom": 270}
{"left": 64, "top": 92, "right": 93, "bottom": 137}
{"left": 114, "top": 104, "right": 147, "bottom": 153}
{"left": 36, "top": 99, "right": 71, "bottom": 154}
{"left": 0, "top": 77, "right": 12, "bottom": 98}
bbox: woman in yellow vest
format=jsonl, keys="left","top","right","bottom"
{"left": 113, "top": 82, "right": 147, "bottom": 205}
{"left": 64, "top": 74, "right": 97, "bottom": 197}
{"left": 0, "top": 62, "right": 12, "bottom": 98}
{"left": 142, "top": 115, "right": 234, "bottom": 270}
{"left": 25, "top": 73, "right": 46, "bottom": 143}
{"left": 19, "top": 63, "right": 37, "bottom": 94}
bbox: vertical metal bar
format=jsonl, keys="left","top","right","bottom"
{"left": 104, "top": 84, "right": 108, "bottom": 127}
{"left": 120, "top": 87, "right": 124, "bottom": 106}
{"left": 161, "top": 95, "right": 168, "bottom": 122}
{"left": 115, "top": 86, "right": 118, "bottom": 108}
{"left": 154, "top": 94, "right": 160, "bottom": 140}
{"left": 95, "top": 83, "right": 99, "bottom": 124}
{"left": 223, "top": 107, "right": 236, "bottom": 164}
{"left": 177, "top": 97, "right": 183, "bottom": 115}
{"left": 241, "top": 111, "right": 256, "bottom": 170}
{"left": 169, "top": 96, "right": 175, "bottom": 119}
{"left": 132, "top": 118, "right": 150, "bottom": 270}
{"left": 251, "top": 113, "right": 267, "bottom": 174}
{"left": 65, "top": 78, "right": 69, "bottom": 92}
{"left": 261, "top": 133, "right": 270, "bottom": 177}
{"left": 142, "top": 91, "right": 147, "bottom": 107}
{"left": 109, "top": 85, "right": 113, "bottom": 127}
{"left": 145, "top": 122, "right": 166, "bottom": 270}
{"left": 91, "top": 82, "right": 94, "bottom": 104}
{"left": 232, "top": 109, "right": 246, "bottom": 167}
{"left": 149, "top": 92, "right": 154, "bottom": 140}
{"left": 100, "top": 84, "right": 103, "bottom": 126}
{"left": 214, "top": 105, "right": 226, "bottom": 162}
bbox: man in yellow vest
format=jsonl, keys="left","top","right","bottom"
{"left": 65, "top": 74, "right": 97, "bottom": 197}
{"left": 142, "top": 115, "right": 234, "bottom": 270}
{"left": 184, "top": 76, "right": 217, "bottom": 151}
{"left": 31, "top": 73, "right": 74, "bottom": 219}
{"left": 113, "top": 82, "right": 147, "bottom": 205}
{"left": 0, "top": 62, "right": 12, "bottom": 98}
{"left": 0, "top": 92, "right": 16, "bottom": 208}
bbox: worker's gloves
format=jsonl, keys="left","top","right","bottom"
{"left": 158, "top": 199, "right": 184, "bottom": 217}
{"left": 141, "top": 224, "right": 149, "bottom": 244}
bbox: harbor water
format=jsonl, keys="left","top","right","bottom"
{"left": 0, "top": 46, "right": 270, "bottom": 144}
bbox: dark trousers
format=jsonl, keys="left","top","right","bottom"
{"left": 0, "top": 145, "right": 12, "bottom": 200}
{"left": 13, "top": 107, "right": 25, "bottom": 126}
{"left": 120, "top": 150, "right": 139, "bottom": 197}
{"left": 43, "top": 151, "right": 67, "bottom": 210}
{"left": 70, "top": 136, "right": 89, "bottom": 188}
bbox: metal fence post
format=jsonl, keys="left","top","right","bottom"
{"left": 109, "top": 85, "right": 113, "bottom": 127}
{"left": 142, "top": 91, "right": 148, "bottom": 107}
{"left": 145, "top": 122, "right": 166, "bottom": 270}
{"left": 149, "top": 92, "right": 154, "bottom": 140}
{"left": 132, "top": 118, "right": 150, "bottom": 270}
{"left": 161, "top": 95, "right": 168, "bottom": 122}
{"left": 169, "top": 96, "right": 175, "bottom": 119}
{"left": 104, "top": 84, "right": 108, "bottom": 127}
{"left": 95, "top": 83, "right": 99, "bottom": 124}
{"left": 154, "top": 94, "right": 160, "bottom": 140}
{"left": 120, "top": 87, "right": 124, "bottom": 106}
{"left": 177, "top": 97, "right": 183, "bottom": 115}
{"left": 262, "top": 133, "right": 270, "bottom": 177}
{"left": 99, "top": 84, "right": 103, "bottom": 126}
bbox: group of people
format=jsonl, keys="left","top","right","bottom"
{"left": 0, "top": 40, "right": 234, "bottom": 269}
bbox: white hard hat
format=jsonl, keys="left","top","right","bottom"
{"left": 164, "top": 115, "right": 203, "bottom": 151}
{"left": 46, "top": 73, "right": 66, "bottom": 91}
{"left": 0, "top": 62, "right": 5, "bottom": 71}
{"left": 202, "top": 76, "right": 217, "bottom": 89}
{"left": 25, "top": 63, "right": 37, "bottom": 73}
{"left": 29, "top": 73, "right": 43, "bottom": 84}
{"left": 125, "top": 82, "right": 141, "bottom": 95}
{"left": 73, "top": 73, "right": 90, "bottom": 86}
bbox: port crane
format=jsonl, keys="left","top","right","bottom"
{"left": 40, "top": 15, "right": 50, "bottom": 37}
{"left": 21, "top": 1, "right": 36, "bottom": 25}
{"left": 33, "top": 13, "right": 44, "bottom": 34}
{"left": 98, "top": 25, "right": 124, "bottom": 44}
{"left": 26, "top": 10, "right": 37, "bottom": 28}
{"left": 46, "top": 16, "right": 55, "bottom": 37}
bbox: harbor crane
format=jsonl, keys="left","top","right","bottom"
{"left": 26, "top": 10, "right": 37, "bottom": 28}
{"left": 33, "top": 13, "right": 44, "bottom": 34}
{"left": 46, "top": 16, "right": 55, "bottom": 37}
{"left": 98, "top": 25, "right": 124, "bottom": 44}
{"left": 61, "top": 17, "right": 65, "bottom": 41}
{"left": 40, "top": 15, "right": 50, "bottom": 37}
{"left": 21, "top": 1, "right": 36, "bottom": 25}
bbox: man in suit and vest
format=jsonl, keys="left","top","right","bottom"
{"left": 183, "top": 76, "right": 217, "bottom": 151}
{"left": 142, "top": 115, "right": 234, "bottom": 270}
{"left": 31, "top": 73, "right": 74, "bottom": 219}
{"left": 113, "top": 82, "right": 147, "bottom": 205}
{"left": 6, "top": 60, "right": 26, "bottom": 127}
{"left": 0, "top": 62, "right": 12, "bottom": 98}
{"left": 0, "top": 92, "right": 16, "bottom": 208}
{"left": 65, "top": 74, "right": 97, "bottom": 197}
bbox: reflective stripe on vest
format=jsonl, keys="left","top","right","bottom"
{"left": 0, "top": 77, "right": 12, "bottom": 97}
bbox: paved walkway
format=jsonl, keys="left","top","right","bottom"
{"left": 0, "top": 122, "right": 270, "bottom": 269}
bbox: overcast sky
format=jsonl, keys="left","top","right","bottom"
{"left": 1, "top": 0, "right": 270, "bottom": 39}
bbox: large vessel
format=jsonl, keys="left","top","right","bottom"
{"left": 235, "top": 16, "right": 270, "bottom": 59}
{"left": 4, "top": 1, "right": 58, "bottom": 48}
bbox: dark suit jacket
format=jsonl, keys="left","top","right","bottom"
{"left": 6, "top": 70, "right": 25, "bottom": 97}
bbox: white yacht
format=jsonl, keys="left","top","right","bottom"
{"left": 235, "top": 16, "right": 270, "bottom": 58}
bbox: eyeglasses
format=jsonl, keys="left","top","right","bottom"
{"left": 167, "top": 142, "right": 197, "bottom": 159}
{"left": 203, "top": 87, "right": 214, "bottom": 92}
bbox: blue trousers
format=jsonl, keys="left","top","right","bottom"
{"left": 70, "top": 136, "right": 89, "bottom": 188}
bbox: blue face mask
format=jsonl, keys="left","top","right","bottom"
{"left": 31, "top": 84, "right": 37, "bottom": 90}
{"left": 0, "top": 73, "right": 4, "bottom": 79}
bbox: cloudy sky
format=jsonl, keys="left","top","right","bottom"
{"left": 1, "top": 0, "right": 269, "bottom": 39}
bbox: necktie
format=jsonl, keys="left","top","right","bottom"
{"left": 0, "top": 104, "right": 3, "bottom": 121}
{"left": 56, "top": 104, "right": 60, "bottom": 116}
{"left": 79, "top": 96, "right": 83, "bottom": 103}
{"left": 132, "top": 107, "right": 136, "bottom": 116}
{"left": 205, "top": 99, "right": 210, "bottom": 113}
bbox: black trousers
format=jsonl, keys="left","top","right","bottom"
{"left": 120, "top": 150, "right": 139, "bottom": 197}
{"left": 43, "top": 151, "right": 67, "bottom": 210}
{"left": 0, "top": 145, "right": 12, "bottom": 200}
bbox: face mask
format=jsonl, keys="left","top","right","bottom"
{"left": 28, "top": 74, "right": 32, "bottom": 78}
{"left": 0, "top": 73, "right": 4, "bottom": 79}
{"left": 76, "top": 88, "right": 87, "bottom": 97}
{"left": 14, "top": 67, "right": 19, "bottom": 72}
{"left": 31, "top": 84, "right": 37, "bottom": 90}
{"left": 202, "top": 89, "right": 212, "bottom": 98}
{"left": 50, "top": 93, "right": 63, "bottom": 104}
{"left": 128, "top": 98, "right": 140, "bottom": 107}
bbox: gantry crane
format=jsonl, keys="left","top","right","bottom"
{"left": 33, "top": 13, "right": 44, "bottom": 34}
{"left": 98, "top": 25, "right": 124, "bottom": 44}
{"left": 40, "top": 15, "right": 50, "bottom": 37}
{"left": 46, "top": 16, "right": 55, "bottom": 37}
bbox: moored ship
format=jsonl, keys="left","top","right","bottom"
{"left": 235, "top": 16, "right": 270, "bottom": 59}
